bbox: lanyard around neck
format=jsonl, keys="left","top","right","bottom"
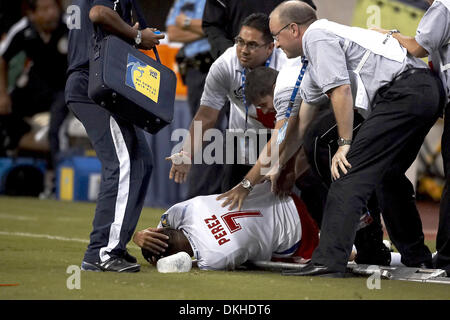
{"left": 241, "top": 54, "right": 272, "bottom": 131}
{"left": 276, "top": 57, "right": 309, "bottom": 145}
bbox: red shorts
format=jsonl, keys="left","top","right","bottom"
{"left": 272, "top": 194, "right": 319, "bottom": 262}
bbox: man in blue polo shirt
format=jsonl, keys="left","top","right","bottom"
{"left": 65, "top": 0, "right": 163, "bottom": 272}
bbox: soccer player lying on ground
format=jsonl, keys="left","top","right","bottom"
{"left": 133, "top": 182, "right": 402, "bottom": 270}
{"left": 133, "top": 182, "right": 319, "bottom": 270}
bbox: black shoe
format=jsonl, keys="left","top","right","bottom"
{"left": 81, "top": 256, "right": 140, "bottom": 273}
{"left": 282, "top": 262, "right": 348, "bottom": 278}
{"left": 411, "top": 260, "right": 433, "bottom": 269}
{"left": 123, "top": 250, "right": 137, "bottom": 263}
{"left": 432, "top": 254, "right": 450, "bottom": 276}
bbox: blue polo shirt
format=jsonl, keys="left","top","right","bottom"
{"left": 65, "top": 0, "right": 134, "bottom": 103}
{"left": 165, "top": 0, "right": 210, "bottom": 58}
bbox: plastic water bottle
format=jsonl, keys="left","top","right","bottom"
{"left": 156, "top": 252, "right": 192, "bottom": 273}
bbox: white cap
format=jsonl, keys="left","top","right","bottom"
{"left": 156, "top": 252, "right": 192, "bottom": 273}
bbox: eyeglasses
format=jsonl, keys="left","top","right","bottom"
{"left": 271, "top": 22, "right": 300, "bottom": 41}
{"left": 234, "top": 36, "right": 270, "bottom": 51}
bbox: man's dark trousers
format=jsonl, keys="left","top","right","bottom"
{"left": 68, "top": 101, "right": 153, "bottom": 263}
{"left": 311, "top": 69, "right": 445, "bottom": 272}
{"left": 435, "top": 102, "right": 450, "bottom": 271}
{"left": 303, "top": 109, "right": 390, "bottom": 265}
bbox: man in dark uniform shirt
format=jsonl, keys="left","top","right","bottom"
{"left": 0, "top": 0, "right": 68, "bottom": 173}
{"left": 202, "top": 0, "right": 316, "bottom": 60}
{"left": 66, "top": 0, "right": 163, "bottom": 272}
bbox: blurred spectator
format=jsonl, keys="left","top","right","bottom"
{"left": 202, "top": 0, "right": 316, "bottom": 60}
{"left": 166, "top": 0, "right": 213, "bottom": 117}
{"left": 0, "top": 0, "right": 69, "bottom": 195}
{"left": 0, "top": 1, "right": 23, "bottom": 38}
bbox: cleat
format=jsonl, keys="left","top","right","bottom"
{"left": 123, "top": 250, "right": 137, "bottom": 263}
{"left": 81, "top": 256, "right": 140, "bottom": 273}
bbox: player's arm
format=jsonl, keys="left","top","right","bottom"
{"left": 370, "top": 27, "right": 428, "bottom": 58}
{"left": 133, "top": 227, "right": 169, "bottom": 254}
{"left": 89, "top": 5, "right": 164, "bottom": 50}
{"left": 166, "top": 105, "right": 220, "bottom": 183}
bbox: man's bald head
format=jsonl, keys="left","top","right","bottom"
{"left": 270, "top": 0, "right": 317, "bottom": 27}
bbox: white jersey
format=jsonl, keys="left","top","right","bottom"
{"left": 157, "top": 182, "right": 302, "bottom": 270}
{"left": 200, "top": 45, "right": 288, "bottom": 131}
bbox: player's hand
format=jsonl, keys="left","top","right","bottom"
{"left": 331, "top": 145, "right": 351, "bottom": 180}
{"left": 140, "top": 27, "right": 165, "bottom": 50}
{"left": 0, "top": 93, "right": 12, "bottom": 115}
{"left": 133, "top": 227, "right": 169, "bottom": 254}
{"left": 216, "top": 184, "right": 250, "bottom": 211}
{"left": 166, "top": 151, "right": 192, "bottom": 183}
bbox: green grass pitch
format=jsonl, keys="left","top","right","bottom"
{"left": 0, "top": 196, "right": 449, "bottom": 300}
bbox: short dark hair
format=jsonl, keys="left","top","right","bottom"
{"left": 141, "top": 228, "right": 186, "bottom": 264}
{"left": 240, "top": 13, "right": 273, "bottom": 44}
{"left": 245, "top": 66, "right": 279, "bottom": 105}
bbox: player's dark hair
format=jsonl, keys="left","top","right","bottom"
{"left": 240, "top": 13, "right": 273, "bottom": 44}
{"left": 245, "top": 66, "right": 279, "bottom": 105}
{"left": 141, "top": 228, "right": 189, "bottom": 264}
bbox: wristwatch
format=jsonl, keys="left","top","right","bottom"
{"left": 382, "top": 29, "right": 400, "bottom": 44}
{"left": 387, "top": 29, "right": 400, "bottom": 36}
{"left": 240, "top": 178, "right": 253, "bottom": 192}
{"left": 183, "top": 16, "right": 192, "bottom": 29}
{"left": 337, "top": 137, "right": 352, "bottom": 146}
{"left": 134, "top": 29, "right": 142, "bottom": 45}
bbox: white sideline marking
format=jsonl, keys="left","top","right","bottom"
{"left": 0, "top": 231, "right": 139, "bottom": 249}
{"left": 0, "top": 213, "right": 38, "bottom": 221}
{"left": 0, "top": 231, "right": 89, "bottom": 243}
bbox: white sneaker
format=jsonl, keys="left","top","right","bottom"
{"left": 157, "top": 252, "right": 192, "bottom": 273}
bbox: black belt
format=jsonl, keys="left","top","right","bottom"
{"left": 393, "top": 68, "right": 431, "bottom": 83}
